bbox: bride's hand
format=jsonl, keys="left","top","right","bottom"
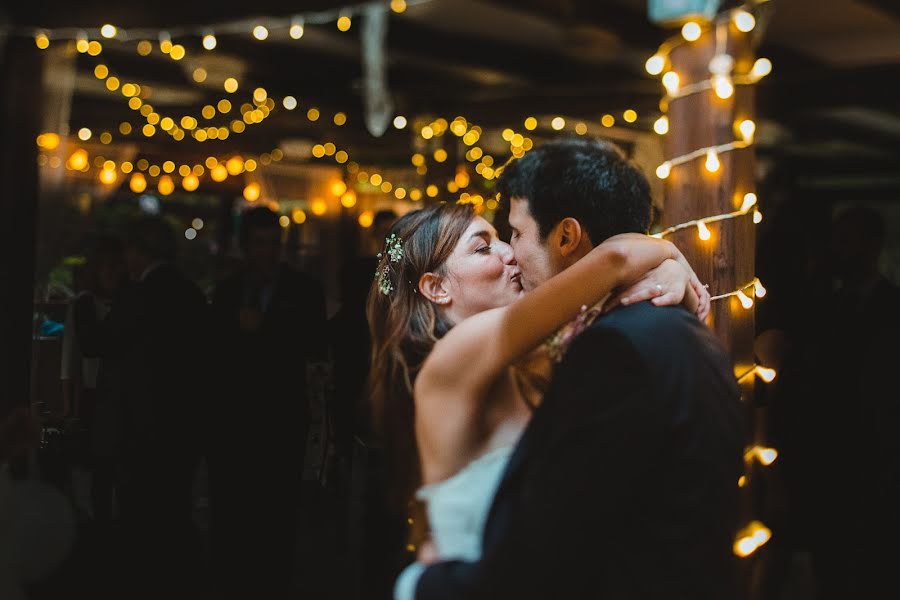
{"left": 604, "top": 258, "right": 710, "bottom": 321}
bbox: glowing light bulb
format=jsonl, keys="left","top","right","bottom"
{"left": 705, "top": 149, "right": 720, "bottom": 173}
{"left": 733, "top": 10, "right": 756, "bottom": 32}
{"left": 740, "top": 193, "right": 757, "bottom": 212}
{"left": 697, "top": 221, "right": 712, "bottom": 241}
{"left": 756, "top": 366, "right": 776, "bottom": 382}
{"left": 158, "top": 175, "right": 174, "bottom": 196}
{"left": 656, "top": 162, "right": 671, "bottom": 179}
{"left": 653, "top": 115, "right": 669, "bottom": 135}
{"left": 708, "top": 53, "right": 734, "bottom": 76}
{"left": 311, "top": 199, "right": 327, "bottom": 216}
{"left": 35, "top": 32, "right": 50, "bottom": 49}
{"left": 99, "top": 168, "right": 117, "bottom": 185}
{"left": 253, "top": 25, "right": 269, "bottom": 41}
{"left": 100, "top": 24, "right": 117, "bottom": 39}
{"left": 681, "top": 21, "right": 702, "bottom": 42}
{"left": 78, "top": 127, "right": 92, "bottom": 141}
{"left": 290, "top": 17, "right": 305, "bottom": 39}
{"left": 714, "top": 75, "right": 734, "bottom": 99}
{"left": 623, "top": 109, "right": 637, "bottom": 123}
{"left": 243, "top": 182, "right": 261, "bottom": 202}
{"left": 645, "top": 54, "right": 665, "bottom": 75}
{"left": 67, "top": 149, "right": 89, "bottom": 171}
{"left": 736, "top": 290, "right": 754, "bottom": 309}
{"left": 551, "top": 117, "right": 565, "bottom": 130}
{"left": 337, "top": 16, "right": 352, "bottom": 32}
{"left": 182, "top": 175, "right": 199, "bottom": 192}
{"left": 754, "top": 279, "right": 767, "bottom": 298}
{"left": 292, "top": 209, "right": 307, "bottom": 224}
{"left": 393, "top": 115, "right": 407, "bottom": 129}
{"left": 758, "top": 448, "right": 778, "bottom": 465}
{"left": 750, "top": 58, "right": 772, "bottom": 80}
{"left": 202, "top": 34, "right": 217, "bottom": 50}
{"left": 282, "top": 96, "right": 297, "bottom": 110}
{"left": 129, "top": 172, "right": 147, "bottom": 193}
{"left": 662, "top": 71, "right": 680, "bottom": 95}
{"left": 753, "top": 209, "right": 763, "bottom": 224}
{"left": 739, "top": 119, "right": 756, "bottom": 142}
{"left": 358, "top": 210, "right": 373, "bottom": 228}
{"left": 341, "top": 191, "right": 357, "bottom": 208}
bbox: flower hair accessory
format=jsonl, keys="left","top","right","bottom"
{"left": 375, "top": 233, "right": 404, "bottom": 295}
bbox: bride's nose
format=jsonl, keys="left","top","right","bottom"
{"left": 497, "top": 240, "right": 516, "bottom": 264}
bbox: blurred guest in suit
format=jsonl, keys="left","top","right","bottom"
{"left": 208, "top": 206, "right": 327, "bottom": 599}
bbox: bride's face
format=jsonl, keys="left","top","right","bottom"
{"left": 441, "top": 216, "right": 524, "bottom": 320}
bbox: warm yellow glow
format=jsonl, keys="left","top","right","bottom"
{"left": 738, "top": 119, "right": 756, "bottom": 142}
{"left": 224, "top": 78, "right": 239, "bottom": 93}
{"left": 162, "top": 161, "right": 175, "bottom": 173}
{"left": 136, "top": 40, "right": 152, "bottom": 56}
{"left": 77, "top": 127, "right": 91, "bottom": 141}
{"left": 733, "top": 10, "right": 756, "bottom": 33}
{"left": 393, "top": 115, "right": 407, "bottom": 129}
{"left": 524, "top": 117, "right": 538, "bottom": 130}
{"left": 714, "top": 75, "right": 734, "bottom": 99}
{"left": 307, "top": 108, "right": 320, "bottom": 121}
{"left": 205, "top": 157, "right": 218, "bottom": 169}
{"left": 159, "top": 117, "right": 174, "bottom": 131}
{"left": 148, "top": 165, "right": 161, "bottom": 177}
{"left": 681, "top": 21, "right": 702, "bottom": 42}
{"left": 178, "top": 165, "right": 191, "bottom": 177}
{"left": 510, "top": 133, "right": 524, "bottom": 147}
{"left": 67, "top": 149, "right": 89, "bottom": 171}
{"left": 292, "top": 209, "right": 307, "bottom": 224}
{"left": 738, "top": 475, "right": 747, "bottom": 488}
{"left": 202, "top": 34, "right": 217, "bottom": 50}
{"left": 736, "top": 290, "right": 754, "bottom": 309}
{"left": 253, "top": 87, "right": 267, "bottom": 104}
{"left": 128, "top": 97, "right": 142, "bottom": 110}
{"left": 754, "top": 279, "right": 767, "bottom": 298}
{"left": 751, "top": 58, "right": 772, "bottom": 80}
{"left": 645, "top": 54, "right": 665, "bottom": 75}
{"left": 410, "top": 153, "right": 425, "bottom": 167}
{"left": 129, "top": 172, "right": 147, "bottom": 193}
{"left": 623, "top": 109, "right": 637, "bottom": 123}
{"left": 662, "top": 71, "right": 680, "bottom": 94}
{"left": 35, "top": 32, "right": 50, "bottom": 49}
{"left": 311, "top": 199, "right": 327, "bottom": 216}
{"left": 99, "top": 131, "right": 112, "bottom": 144}
{"left": 169, "top": 45, "right": 185, "bottom": 61}
{"left": 121, "top": 83, "right": 138, "bottom": 97}
{"left": 410, "top": 189, "right": 422, "bottom": 201}
{"left": 158, "top": 175, "right": 174, "bottom": 196}
{"left": 733, "top": 521, "right": 772, "bottom": 558}
{"left": 137, "top": 159, "right": 149, "bottom": 171}
{"left": 253, "top": 25, "right": 269, "bottom": 40}
{"left": 705, "top": 149, "right": 720, "bottom": 172}
{"left": 94, "top": 64, "right": 109, "bottom": 79}
{"left": 121, "top": 162, "right": 133, "bottom": 174}
{"left": 36, "top": 133, "right": 61, "bottom": 150}
{"left": 182, "top": 175, "right": 199, "bottom": 192}
{"left": 99, "top": 168, "right": 117, "bottom": 185}
{"left": 335, "top": 151, "right": 349, "bottom": 164}
{"left": 369, "top": 173, "right": 383, "bottom": 186}
{"left": 311, "top": 145, "right": 325, "bottom": 158}
{"left": 740, "top": 193, "right": 757, "bottom": 213}
{"left": 394, "top": 187, "right": 407, "bottom": 200}
{"left": 434, "top": 149, "right": 448, "bottom": 163}
{"left": 226, "top": 156, "right": 245, "bottom": 176}
{"left": 601, "top": 114, "right": 615, "bottom": 128}
{"left": 331, "top": 180, "right": 348, "bottom": 196}
{"left": 655, "top": 162, "right": 671, "bottom": 179}
{"left": 753, "top": 209, "right": 763, "bottom": 224}
{"left": 391, "top": 0, "right": 407, "bottom": 13}
{"left": 575, "top": 122, "right": 588, "bottom": 135}
{"left": 697, "top": 221, "right": 712, "bottom": 241}
{"left": 758, "top": 448, "right": 778, "bottom": 465}
{"left": 421, "top": 126, "right": 434, "bottom": 139}
{"left": 100, "top": 24, "right": 117, "bottom": 39}
{"left": 76, "top": 38, "right": 90, "bottom": 53}
{"left": 653, "top": 115, "right": 669, "bottom": 135}
{"left": 88, "top": 42, "right": 103, "bottom": 57}
{"left": 380, "top": 181, "right": 393, "bottom": 193}
{"left": 550, "top": 117, "right": 565, "bottom": 131}
{"left": 455, "top": 171, "right": 470, "bottom": 188}
{"left": 426, "top": 184, "right": 439, "bottom": 198}
{"left": 358, "top": 210, "right": 374, "bottom": 228}
{"left": 290, "top": 19, "right": 305, "bottom": 39}
{"left": 210, "top": 164, "right": 228, "bottom": 182}
{"left": 501, "top": 128, "right": 514, "bottom": 141}
{"left": 243, "top": 182, "right": 261, "bottom": 202}
{"left": 337, "top": 16, "right": 352, "bottom": 32}
{"left": 334, "top": 112, "right": 347, "bottom": 126}
{"left": 340, "top": 191, "right": 357, "bottom": 208}
{"left": 276, "top": 215, "right": 289, "bottom": 228}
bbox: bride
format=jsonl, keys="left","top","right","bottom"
{"left": 366, "top": 199, "right": 705, "bottom": 592}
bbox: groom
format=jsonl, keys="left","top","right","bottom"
{"left": 400, "top": 138, "right": 746, "bottom": 599}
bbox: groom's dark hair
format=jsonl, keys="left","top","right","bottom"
{"left": 496, "top": 137, "right": 652, "bottom": 245}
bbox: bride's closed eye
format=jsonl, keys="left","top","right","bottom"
{"left": 475, "top": 245, "right": 493, "bottom": 254}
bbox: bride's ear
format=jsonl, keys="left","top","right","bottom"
{"left": 419, "top": 272, "right": 451, "bottom": 305}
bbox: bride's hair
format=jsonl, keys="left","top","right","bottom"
{"left": 366, "top": 202, "right": 475, "bottom": 514}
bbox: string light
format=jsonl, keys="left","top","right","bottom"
{"left": 734, "top": 521, "right": 772, "bottom": 557}
{"left": 202, "top": 33, "right": 217, "bottom": 50}
{"left": 290, "top": 16, "right": 305, "bottom": 39}
{"left": 645, "top": 54, "right": 666, "bottom": 75}
{"left": 681, "top": 21, "right": 702, "bottom": 42}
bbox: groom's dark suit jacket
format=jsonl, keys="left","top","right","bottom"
{"left": 416, "top": 302, "right": 746, "bottom": 599}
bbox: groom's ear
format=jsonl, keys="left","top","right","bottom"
{"left": 555, "top": 217, "right": 585, "bottom": 258}
{"left": 419, "top": 272, "right": 451, "bottom": 306}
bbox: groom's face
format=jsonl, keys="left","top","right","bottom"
{"left": 508, "top": 198, "right": 555, "bottom": 292}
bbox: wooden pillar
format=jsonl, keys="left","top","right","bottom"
{"left": 656, "top": 11, "right": 771, "bottom": 600}
{"left": 0, "top": 35, "right": 42, "bottom": 418}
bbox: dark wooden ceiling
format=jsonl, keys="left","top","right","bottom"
{"left": 8, "top": 0, "right": 900, "bottom": 197}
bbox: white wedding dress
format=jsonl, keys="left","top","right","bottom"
{"left": 393, "top": 444, "right": 515, "bottom": 600}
